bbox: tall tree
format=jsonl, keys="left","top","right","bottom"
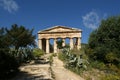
{"left": 6, "top": 24, "right": 36, "bottom": 50}
{"left": 88, "top": 16, "right": 120, "bottom": 65}
{"left": 0, "top": 27, "right": 20, "bottom": 79}
{"left": 56, "top": 39, "right": 63, "bottom": 49}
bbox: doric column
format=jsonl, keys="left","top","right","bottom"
{"left": 62, "top": 38, "right": 65, "bottom": 47}
{"left": 54, "top": 38, "right": 57, "bottom": 53}
{"left": 38, "top": 39, "right": 42, "bottom": 50}
{"left": 46, "top": 39, "right": 50, "bottom": 53}
{"left": 70, "top": 38, "right": 73, "bottom": 50}
{"left": 77, "top": 37, "right": 81, "bottom": 50}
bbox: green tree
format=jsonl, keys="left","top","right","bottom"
{"left": 56, "top": 39, "right": 63, "bottom": 49}
{"left": 0, "top": 24, "right": 36, "bottom": 79}
{"left": 88, "top": 16, "right": 120, "bottom": 65}
{"left": 0, "top": 27, "right": 19, "bottom": 79}
{"left": 6, "top": 24, "right": 36, "bottom": 50}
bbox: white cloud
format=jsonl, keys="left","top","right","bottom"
{"left": 82, "top": 11, "right": 100, "bottom": 30}
{"left": 0, "top": 0, "right": 19, "bottom": 13}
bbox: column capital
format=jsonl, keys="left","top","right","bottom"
{"left": 61, "top": 37, "right": 66, "bottom": 39}
{"left": 54, "top": 38, "right": 57, "bottom": 39}
{"left": 46, "top": 38, "right": 50, "bottom": 40}
{"left": 70, "top": 37, "right": 73, "bottom": 39}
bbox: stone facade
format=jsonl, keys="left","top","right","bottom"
{"left": 38, "top": 26, "right": 82, "bottom": 53}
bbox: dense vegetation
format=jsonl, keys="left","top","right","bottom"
{"left": 87, "top": 16, "right": 120, "bottom": 66}
{"left": 58, "top": 16, "right": 120, "bottom": 80}
{"left": 6, "top": 24, "right": 36, "bottom": 50}
{"left": 0, "top": 24, "right": 36, "bottom": 79}
{"left": 86, "top": 16, "right": 120, "bottom": 79}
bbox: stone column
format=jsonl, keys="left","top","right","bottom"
{"left": 54, "top": 38, "right": 57, "bottom": 53}
{"left": 70, "top": 38, "right": 73, "bottom": 50}
{"left": 77, "top": 37, "right": 81, "bottom": 50}
{"left": 62, "top": 38, "right": 65, "bottom": 47}
{"left": 38, "top": 39, "right": 42, "bottom": 50}
{"left": 46, "top": 39, "right": 49, "bottom": 53}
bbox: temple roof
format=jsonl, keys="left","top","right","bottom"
{"left": 38, "top": 25, "right": 82, "bottom": 34}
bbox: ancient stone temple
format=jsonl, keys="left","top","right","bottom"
{"left": 38, "top": 26, "right": 82, "bottom": 53}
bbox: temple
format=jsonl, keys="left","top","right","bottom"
{"left": 38, "top": 26, "right": 82, "bottom": 53}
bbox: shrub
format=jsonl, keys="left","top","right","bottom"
{"left": 91, "top": 61, "right": 106, "bottom": 70}
{"left": 49, "top": 54, "right": 53, "bottom": 65}
{"left": 100, "top": 74, "right": 120, "bottom": 80}
{"left": 58, "top": 52, "right": 67, "bottom": 62}
{"left": 33, "top": 48, "right": 45, "bottom": 59}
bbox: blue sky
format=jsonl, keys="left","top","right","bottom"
{"left": 0, "top": 0, "right": 120, "bottom": 44}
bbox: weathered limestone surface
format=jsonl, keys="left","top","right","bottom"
{"left": 38, "top": 26, "right": 82, "bottom": 53}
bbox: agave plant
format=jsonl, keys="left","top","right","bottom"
{"left": 61, "top": 48, "right": 89, "bottom": 70}
{"left": 77, "top": 55, "right": 89, "bottom": 70}
{"left": 68, "top": 57, "right": 77, "bottom": 67}
{"left": 9, "top": 47, "right": 33, "bottom": 63}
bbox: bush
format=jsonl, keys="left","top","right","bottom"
{"left": 101, "top": 74, "right": 120, "bottom": 80}
{"left": 91, "top": 61, "right": 106, "bottom": 70}
{"left": 58, "top": 52, "right": 67, "bottom": 62}
{"left": 33, "top": 48, "right": 45, "bottom": 59}
{"left": 49, "top": 54, "right": 53, "bottom": 65}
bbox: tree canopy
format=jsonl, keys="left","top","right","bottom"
{"left": 56, "top": 39, "right": 63, "bottom": 49}
{"left": 6, "top": 24, "right": 36, "bottom": 50}
{"left": 0, "top": 24, "right": 36, "bottom": 79}
{"left": 88, "top": 16, "right": 120, "bottom": 65}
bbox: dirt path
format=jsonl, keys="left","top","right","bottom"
{"left": 10, "top": 63, "right": 52, "bottom": 80}
{"left": 10, "top": 54, "right": 84, "bottom": 80}
{"left": 52, "top": 57, "right": 84, "bottom": 80}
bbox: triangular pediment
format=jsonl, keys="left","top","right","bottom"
{"left": 38, "top": 26, "right": 81, "bottom": 33}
